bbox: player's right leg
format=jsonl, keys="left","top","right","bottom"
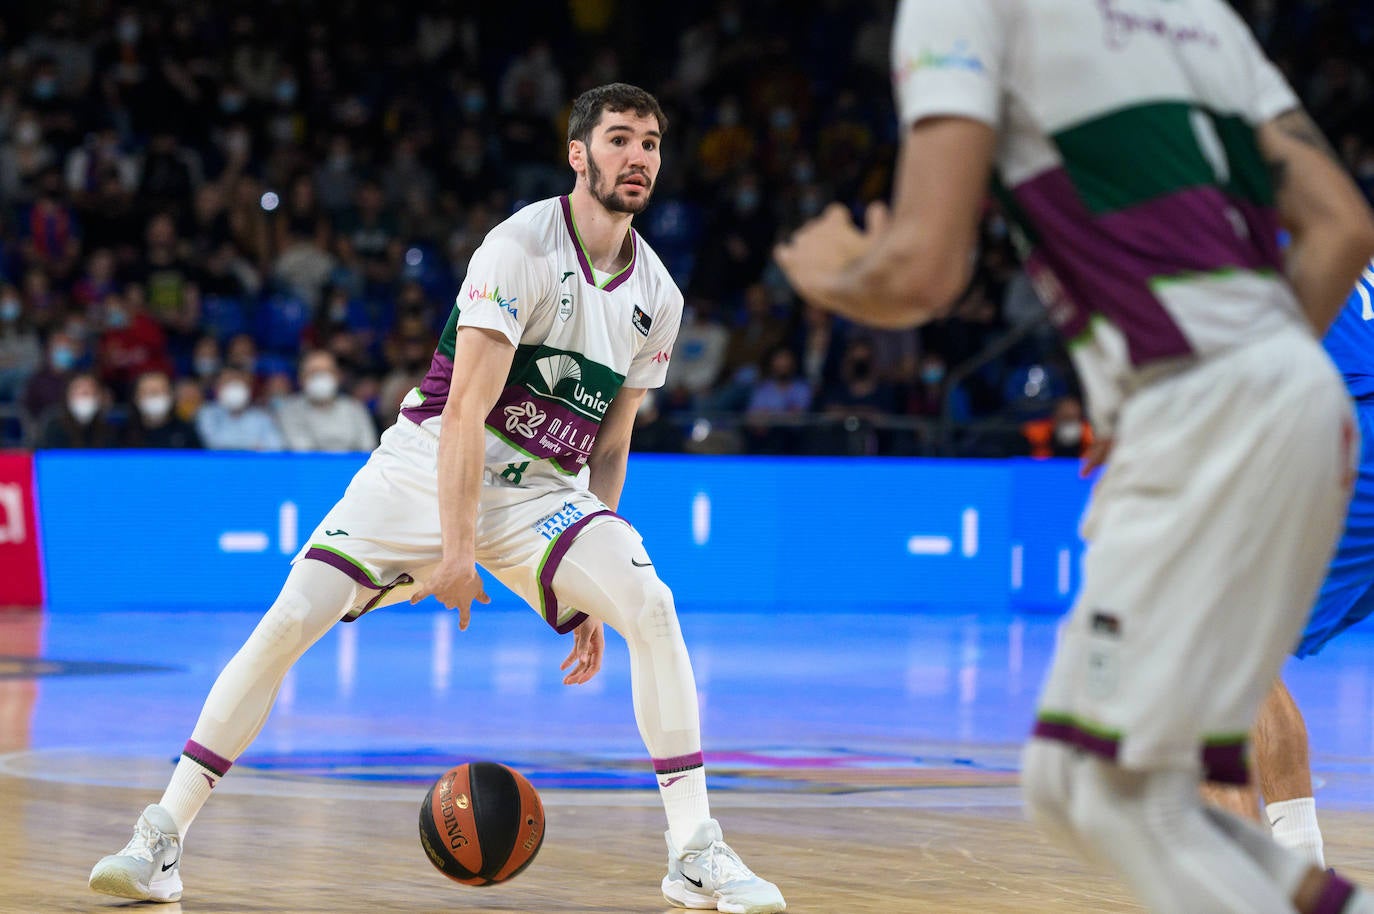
{"left": 88, "top": 558, "right": 362, "bottom": 902}
{"left": 1252, "top": 678, "right": 1326, "bottom": 868}
{"left": 90, "top": 421, "right": 441, "bottom": 902}
{"left": 552, "top": 520, "right": 785, "bottom": 914}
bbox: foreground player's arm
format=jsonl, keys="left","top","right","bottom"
{"left": 1259, "top": 107, "right": 1374, "bottom": 333}
{"left": 411, "top": 326, "right": 516, "bottom": 627}
{"left": 775, "top": 117, "right": 995, "bottom": 329}
{"left": 586, "top": 386, "right": 647, "bottom": 511}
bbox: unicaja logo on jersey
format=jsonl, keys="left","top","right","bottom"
{"left": 469, "top": 283, "right": 519, "bottom": 319}
{"left": 535, "top": 355, "right": 582, "bottom": 392}
{"left": 503, "top": 401, "right": 546, "bottom": 438}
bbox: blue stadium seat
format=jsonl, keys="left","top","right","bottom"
{"left": 255, "top": 291, "right": 312, "bottom": 352}
{"left": 200, "top": 295, "right": 248, "bottom": 340}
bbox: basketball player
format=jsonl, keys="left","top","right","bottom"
{"left": 775, "top": 2, "right": 1374, "bottom": 912}
{"left": 90, "top": 83, "right": 785, "bottom": 914}
{"left": 1209, "top": 260, "right": 1374, "bottom": 869}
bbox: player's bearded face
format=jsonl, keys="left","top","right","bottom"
{"left": 586, "top": 146, "right": 654, "bottom": 214}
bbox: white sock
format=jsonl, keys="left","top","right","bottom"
{"left": 1265, "top": 797, "right": 1325, "bottom": 869}
{"left": 158, "top": 742, "right": 232, "bottom": 837}
{"left": 657, "top": 762, "right": 710, "bottom": 849}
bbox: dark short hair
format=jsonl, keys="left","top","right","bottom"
{"left": 567, "top": 83, "right": 667, "bottom": 147}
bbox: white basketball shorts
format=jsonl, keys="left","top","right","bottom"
{"left": 292, "top": 418, "right": 635, "bottom": 632}
{"left": 1031, "top": 323, "right": 1355, "bottom": 782}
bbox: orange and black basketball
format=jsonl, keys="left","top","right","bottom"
{"left": 418, "top": 762, "right": 545, "bottom": 886}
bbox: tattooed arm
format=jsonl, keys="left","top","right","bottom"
{"left": 1259, "top": 106, "right": 1374, "bottom": 332}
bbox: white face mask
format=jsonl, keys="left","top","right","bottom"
{"left": 68, "top": 394, "right": 99, "bottom": 423}
{"left": 303, "top": 372, "right": 338, "bottom": 402}
{"left": 1055, "top": 421, "right": 1083, "bottom": 447}
{"left": 138, "top": 393, "right": 173, "bottom": 422}
{"left": 219, "top": 381, "right": 251, "bottom": 411}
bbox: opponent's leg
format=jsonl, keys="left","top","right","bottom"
{"left": 553, "top": 521, "right": 785, "bottom": 914}
{"left": 1023, "top": 740, "right": 1361, "bottom": 914}
{"left": 89, "top": 560, "right": 360, "bottom": 902}
{"left": 1251, "top": 678, "right": 1326, "bottom": 868}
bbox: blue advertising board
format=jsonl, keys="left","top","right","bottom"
{"left": 34, "top": 452, "right": 1092, "bottom": 614}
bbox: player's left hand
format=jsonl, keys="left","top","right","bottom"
{"left": 774, "top": 201, "right": 887, "bottom": 311}
{"left": 561, "top": 618, "right": 604, "bottom": 685}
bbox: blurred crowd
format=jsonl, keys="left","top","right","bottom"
{"left": 0, "top": 1, "right": 1370, "bottom": 456}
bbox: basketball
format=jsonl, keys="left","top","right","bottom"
{"left": 418, "top": 762, "right": 545, "bottom": 886}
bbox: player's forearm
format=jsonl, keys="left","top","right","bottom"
{"left": 1285, "top": 230, "right": 1374, "bottom": 333}
{"left": 1260, "top": 108, "right": 1374, "bottom": 331}
{"left": 436, "top": 402, "right": 487, "bottom": 563}
{"left": 586, "top": 446, "right": 629, "bottom": 511}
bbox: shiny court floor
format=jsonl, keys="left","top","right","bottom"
{"left": 5, "top": 606, "right": 1374, "bottom": 912}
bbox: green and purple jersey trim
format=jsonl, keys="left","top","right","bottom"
{"left": 1032, "top": 712, "right": 1249, "bottom": 785}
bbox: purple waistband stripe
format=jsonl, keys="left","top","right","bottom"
{"left": 183, "top": 739, "right": 233, "bottom": 777}
{"left": 1313, "top": 871, "right": 1355, "bottom": 914}
{"left": 1202, "top": 742, "right": 1250, "bottom": 786}
{"left": 1031, "top": 718, "right": 1121, "bottom": 762}
{"left": 653, "top": 752, "right": 705, "bottom": 775}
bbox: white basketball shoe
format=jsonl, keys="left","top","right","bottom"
{"left": 662, "top": 819, "right": 786, "bottom": 913}
{"left": 88, "top": 804, "right": 183, "bottom": 902}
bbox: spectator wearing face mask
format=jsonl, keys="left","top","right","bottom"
{"left": 36, "top": 371, "right": 115, "bottom": 448}
{"left": 196, "top": 366, "right": 283, "bottom": 451}
{"left": 273, "top": 349, "right": 378, "bottom": 452}
{"left": 96, "top": 288, "right": 174, "bottom": 400}
{"left": 744, "top": 347, "right": 812, "bottom": 455}
{"left": 1021, "top": 395, "right": 1094, "bottom": 460}
{"left": 0, "top": 284, "right": 42, "bottom": 402}
{"left": 120, "top": 370, "right": 202, "bottom": 449}
{"left": 189, "top": 335, "right": 222, "bottom": 389}
{"left": 22, "top": 329, "right": 82, "bottom": 423}
{"left": 819, "top": 337, "right": 896, "bottom": 419}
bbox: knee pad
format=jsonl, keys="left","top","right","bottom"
{"left": 624, "top": 575, "right": 680, "bottom": 646}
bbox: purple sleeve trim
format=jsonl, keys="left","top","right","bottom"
{"left": 538, "top": 509, "right": 623, "bottom": 634}
{"left": 653, "top": 752, "right": 705, "bottom": 774}
{"left": 183, "top": 739, "right": 233, "bottom": 777}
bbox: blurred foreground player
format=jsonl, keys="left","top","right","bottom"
{"left": 90, "top": 83, "right": 784, "bottom": 914}
{"left": 1210, "top": 261, "right": 1374, "bottom": 869}
{"left": 776, "top": 1, "right": 1374, "bottom": 911}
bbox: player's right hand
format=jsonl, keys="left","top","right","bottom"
{"left": 1080, "top": 437, "right": 1114, "bottom": 478}
{"left": 411, "top": 563, "right": 489, "bottom": 630}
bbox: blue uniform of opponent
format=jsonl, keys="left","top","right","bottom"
{"left": 1298, "top": 260, "right": 1374, "bottom": 656}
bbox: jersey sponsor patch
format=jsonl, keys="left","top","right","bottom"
{"left": 533, "top": 501, "right": 587, "bottom": 540}
{"left": 632, "top": 305, "right": 652, "bottom": 337}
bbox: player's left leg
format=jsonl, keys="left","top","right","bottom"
{"left": 1026, "top": 325, "right": 1357, "bottom": 912}
{"left": 553, "top": 520, "right": 785, "bottom": 914}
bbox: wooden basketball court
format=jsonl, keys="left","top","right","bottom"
{"left": 7, "top": 609, "right": 1374, "bottom": 912}
{"left": 9, "top": 773, "right": 1374, "bottom": 912}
